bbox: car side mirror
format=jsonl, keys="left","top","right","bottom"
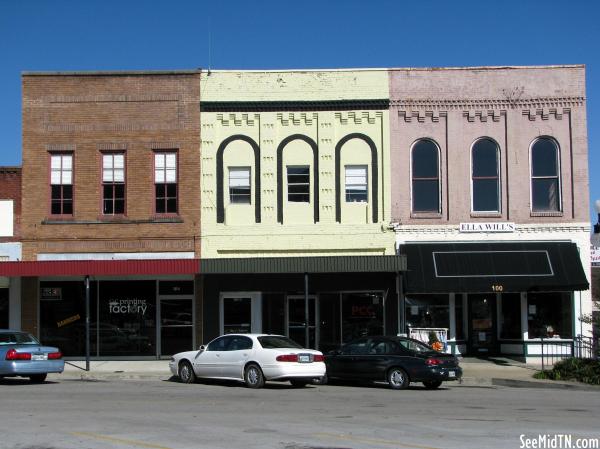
{"left": 198, "top": 345, "right": 205, "bottom": 352}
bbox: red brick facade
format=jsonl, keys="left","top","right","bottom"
{"left": 21, "top": 71, "right": 201, "bottom": 261}
{"left": 0, "top": 167, "right": 21, "bottom": 242}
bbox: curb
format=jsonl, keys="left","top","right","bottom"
{"left": 491, "top": 378, "right": 600, "bottom": 391}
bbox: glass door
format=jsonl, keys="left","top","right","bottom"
{"left": 159, "top": 298, "right": 193, "bottom": 356}
{"left": 220, "top": 293, "right": 262, "bottom": 335}
{"left": 286, "top": 296, "right": 318, "bottom": 349}
{"left": 468, "top": 294, "right": 497, "bottom": 355}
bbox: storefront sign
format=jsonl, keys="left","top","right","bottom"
{"left": 57, "top": 314, "right": 80, "bottom": 328}
{"left": 459, "top": 222, "right": 515, "bottom": 233}
{"left": 108, "top": 299, "right": 148, "bottom": 315}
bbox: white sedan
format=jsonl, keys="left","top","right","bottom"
{"left": 169, "top": 334, "right": 326, "bottom": 388}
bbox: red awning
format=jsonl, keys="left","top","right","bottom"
{"left": 0, "top": 259, "right": 200, "bottom": 277}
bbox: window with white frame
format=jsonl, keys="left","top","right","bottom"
{"left": 102, "top": 153, "right": 125, "bottom": 215}
{"left": 287, "top": 166, "right": 310, "bottom": 202}
{"left": 154, "top": 152, "right": 178, "bottom": 214}
{"left": 471, "top": 138, "right": 500, "bottom": 212}
{"left": 50, "top": 153, "right": 73, "bottom": 215}
{"left": 229, "top": 167, "right": 251, "bottom": 204}
{"left": 345, "top": 165, "right": 368, "bottom": 202}
{"left": 531, "top": 138, "right": 560, "bottom": 212}
{"left": 411, "top": 139, "right": 440, "bottom": 213}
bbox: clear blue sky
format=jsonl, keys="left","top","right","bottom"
{"left": 1, "top": 0, "right": 598, "bottom": 224}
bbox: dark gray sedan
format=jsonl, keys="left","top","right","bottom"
{"left": 0, "top": 330, "right": 64, "bottom": 382}
{"left": 325, "top": 336, "right": 462, "bottom": 390}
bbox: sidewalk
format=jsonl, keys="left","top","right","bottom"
{"left": 46, "top": 357, "right": 600, "bottom": 390}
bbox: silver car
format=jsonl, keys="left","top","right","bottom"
{"left": 0, "top": 329, "right": 64, "bottom": 382}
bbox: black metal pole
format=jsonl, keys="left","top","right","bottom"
{"left": 85, "top": 275, "right": 90, "bottom": 372}
{"left": 304, "top": 273, "right": 309, "bottom": 348}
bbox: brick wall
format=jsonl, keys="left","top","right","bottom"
{"left": 0, "top": 167, "right": 22, "bottom": 241}
{"left": 21, "top": 72, "right": 201, "bottom": 260}
{"left": 389, "top": 65, "right": 588, "bottom": 225}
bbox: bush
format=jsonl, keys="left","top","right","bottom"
{"left": 534, "top": 358, "right": 600, "bottom": 385}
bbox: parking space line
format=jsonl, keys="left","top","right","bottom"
{"left": 315, "top": 432, "right": 442, "bottom": 449}
{"left": 70, "top": 432, "right": 172, "bottom": 449}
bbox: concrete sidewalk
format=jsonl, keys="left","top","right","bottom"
{"left": 46, "top": 357, "right": 600, "bottom": 390}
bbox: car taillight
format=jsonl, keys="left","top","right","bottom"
{"left": 48, "top": 352, "right": 62, "bottom": 360}
{"left": 426, "top": 358, "right": 442, "bottom": 366}
{"left": 313, "top": 354, "right": 324, "bottom": 362}
{"left": 5, "top": 349, "right": 32, "bottom": 360}
{"left": 276, "top": 354, "right": 299, "bottom": 362}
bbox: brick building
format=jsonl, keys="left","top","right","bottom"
{"left": 0, "top": 166, "right": 22, "bottom": 329}
{"left": 2, "top": 71, "right": 202, "bottom": 357}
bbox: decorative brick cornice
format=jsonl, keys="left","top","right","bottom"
{"left": 201, "top": 99, "right": 389, "bottom": 112}
{"left": 398, "top": 110, "right": 446, "bottom": 123}
{"left": 463, "top": 110, "right": 506, "bottom": 123}
{"left": 522, "top": 108, "right": 567, "bottom": 121}
{"left": 390, "top": 96, "right": 584, "bottom": 110}
{"left": 335, "top": 111, "right": 382, "bottom": 125}
{"left": 277, "top": 112, "right": 317, "bottom": 126}
{"left": 216, "top": 113, "right": 258, "bottom": 127}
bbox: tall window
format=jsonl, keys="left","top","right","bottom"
{"left": 345, "top": 165, "right": 368, "bottom": 202}
{"left": 102, "top": 153, "right": 125, "bottom": 215}
{"left": 287, "top": 166, "right": 310, "bottom": 202}
{"left": 472, "top": 138, "right": 500, "bottom": 212}
{"left": 154, "top": 152, "right": 178, "bottom": 214}
{"left": 411, "top": 139, "right": 440, "bottom": 213}
{"left": 531, "top": 138, "right": 560, "bottom": 212}
{"left": 229, "top": 167, "right": 251, "bottom": 204}
{"left": 50, "top": 154, "right": 73, "bottom": 215}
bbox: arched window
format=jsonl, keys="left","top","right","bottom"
{"left": 411, "top": 139, "right": 440, "bottom": 213}
{"left": 471, "top": 138, "right": 500, "bottom": 212}
{"left": 531, "top": 138, "right": 560, "bottom": 212}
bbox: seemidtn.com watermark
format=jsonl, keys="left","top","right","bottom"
{"left": 520, "top": 435, "right": 599, "bottom": 449}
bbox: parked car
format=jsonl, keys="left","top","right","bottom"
{"left": 169, "top": 334, "right": 326, "bottom": 388}
{"left": 325, "top": 336, "right": 462, "bottom": 390}
{"left": 0, "top": 329, "right": 64, "bottom": 382}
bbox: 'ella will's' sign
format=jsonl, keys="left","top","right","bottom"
{"left": 459, "top": 222, "right": 516, "bottom": 233}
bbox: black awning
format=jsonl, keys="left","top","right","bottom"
{"left": 400, "top": 242, "right": 589, "bottom": 293}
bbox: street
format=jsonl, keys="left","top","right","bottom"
{"left": 1, "top": 377, "right": 599, "bottom": 449}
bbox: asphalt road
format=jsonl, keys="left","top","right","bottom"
{"left": 0, "top": 377, "right": 599, "bottom": 449}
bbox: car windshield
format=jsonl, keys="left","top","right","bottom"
{"left": 398, "top": 339, "right": 436, "bottom": 353}
{"left": 258, "top": 336, "right": 303, "bottom": 349}
{"left": 0, "top": 332, "right": 40, "bottom": 345}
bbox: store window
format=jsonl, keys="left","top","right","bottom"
{"left": 102, "top": 153, "right": 125, "bottom": 215}
{"left": 405, "top": 294, "right": 449, "bottom": 330}
{"left": 345, "top": 165, "right": 368, "bottom": 202}
{"left": 98, "top": 281, "right": 156, "bottom": 356}
{"left": 50, "top": 153, "right": 73, "bottom": 215}
{"left": 500, "top": 293, "right": 521, "bottom": 339}
{"left": 527, "top": 292, "right": 572, "bottom": 339}
{"left": 0, "top": 288, "right": 8, "bottom": 329}
{"left": 40, "top": 281, "right": 98, "bottom": 357}
{"left": 531, "top": 138, "right": 561, "bottom": 212}
{"left": 341, "top": 292, "right": 384, "bottom": 342}
{"left": 454, "top": 297, "right": 465, "bottom": 340}
{"left": 229, "top": 167, "right": 251, "bottom": 204}
{"left": 262, "top": 293, "right": 285, "bottom": 336}
{"left": 472, "top": 138, "right": 500, "bottom": 212}
{"left": 287, "top": 166, "right": 310, "bottom": 202}
{"left": 223, "top": 297, "right": 252, "bottom": 334}
{"left": 411, "top": 139, "right": 440, "bottom": 213}
{"left": 154, "top": 152, "right": 178, "bottom": 214}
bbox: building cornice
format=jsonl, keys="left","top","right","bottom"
{"left": 201, "top": 99, "right": 390, "bottom": 112}
{"left": 390, "top": 96, "right": 585, "bottom": 110}
{"left": 391, "top": 223, "right": 591, "bottom": 234}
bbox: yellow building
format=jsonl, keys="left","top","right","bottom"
{"left": 199, "top": 69, "right": 404, "bottom": 350}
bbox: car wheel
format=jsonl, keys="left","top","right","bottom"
{"left": 423, "top": 380, "right": 442, "bottom": 389}
{"left": 178, "top": 361, "right": 196, "bottom": 384}
{"left": 244, "top": 364, "right": 265, "bottom": 389}
{"left": 290, "top": 380, "right": 307, "bottom": 388}
{"left": 387, "top": 367, "right": 409, "bottom": 390}
{"left": 29, "top": 374, "right": 47, "bottom": 383}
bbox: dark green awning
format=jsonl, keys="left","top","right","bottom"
{"left": 200, "top": 255, "right": 406, "bottom": 274}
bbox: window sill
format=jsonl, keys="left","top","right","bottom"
{"left": 530, "top": 211, "right": 563, "bottom": 217}
{"left": 410, "top": 212, "right": 443, "bottom": 219}
{"left": 470, "top": 212, "right": 502, "bottom": 218}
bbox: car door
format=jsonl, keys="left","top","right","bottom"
{"left": 219, "top": 336, "right": 253, "bottom": 379}
{"left": 329, "top": 338, "right": 371, "bottom": 380}
{"left": 193, "top": 336, "right": 231, "bottom": 377}
{"left": 356, "top": 338, "right": 393, "bottom": 380}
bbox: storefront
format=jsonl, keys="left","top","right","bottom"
{"left": 399, "top": 242, "right": 589, "bottom": 359}
{"left": 201, "top": 256, "right": 406, "bottom": 353}
{"left": 0, "top": 259, "right": 199, "bottom": 359}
